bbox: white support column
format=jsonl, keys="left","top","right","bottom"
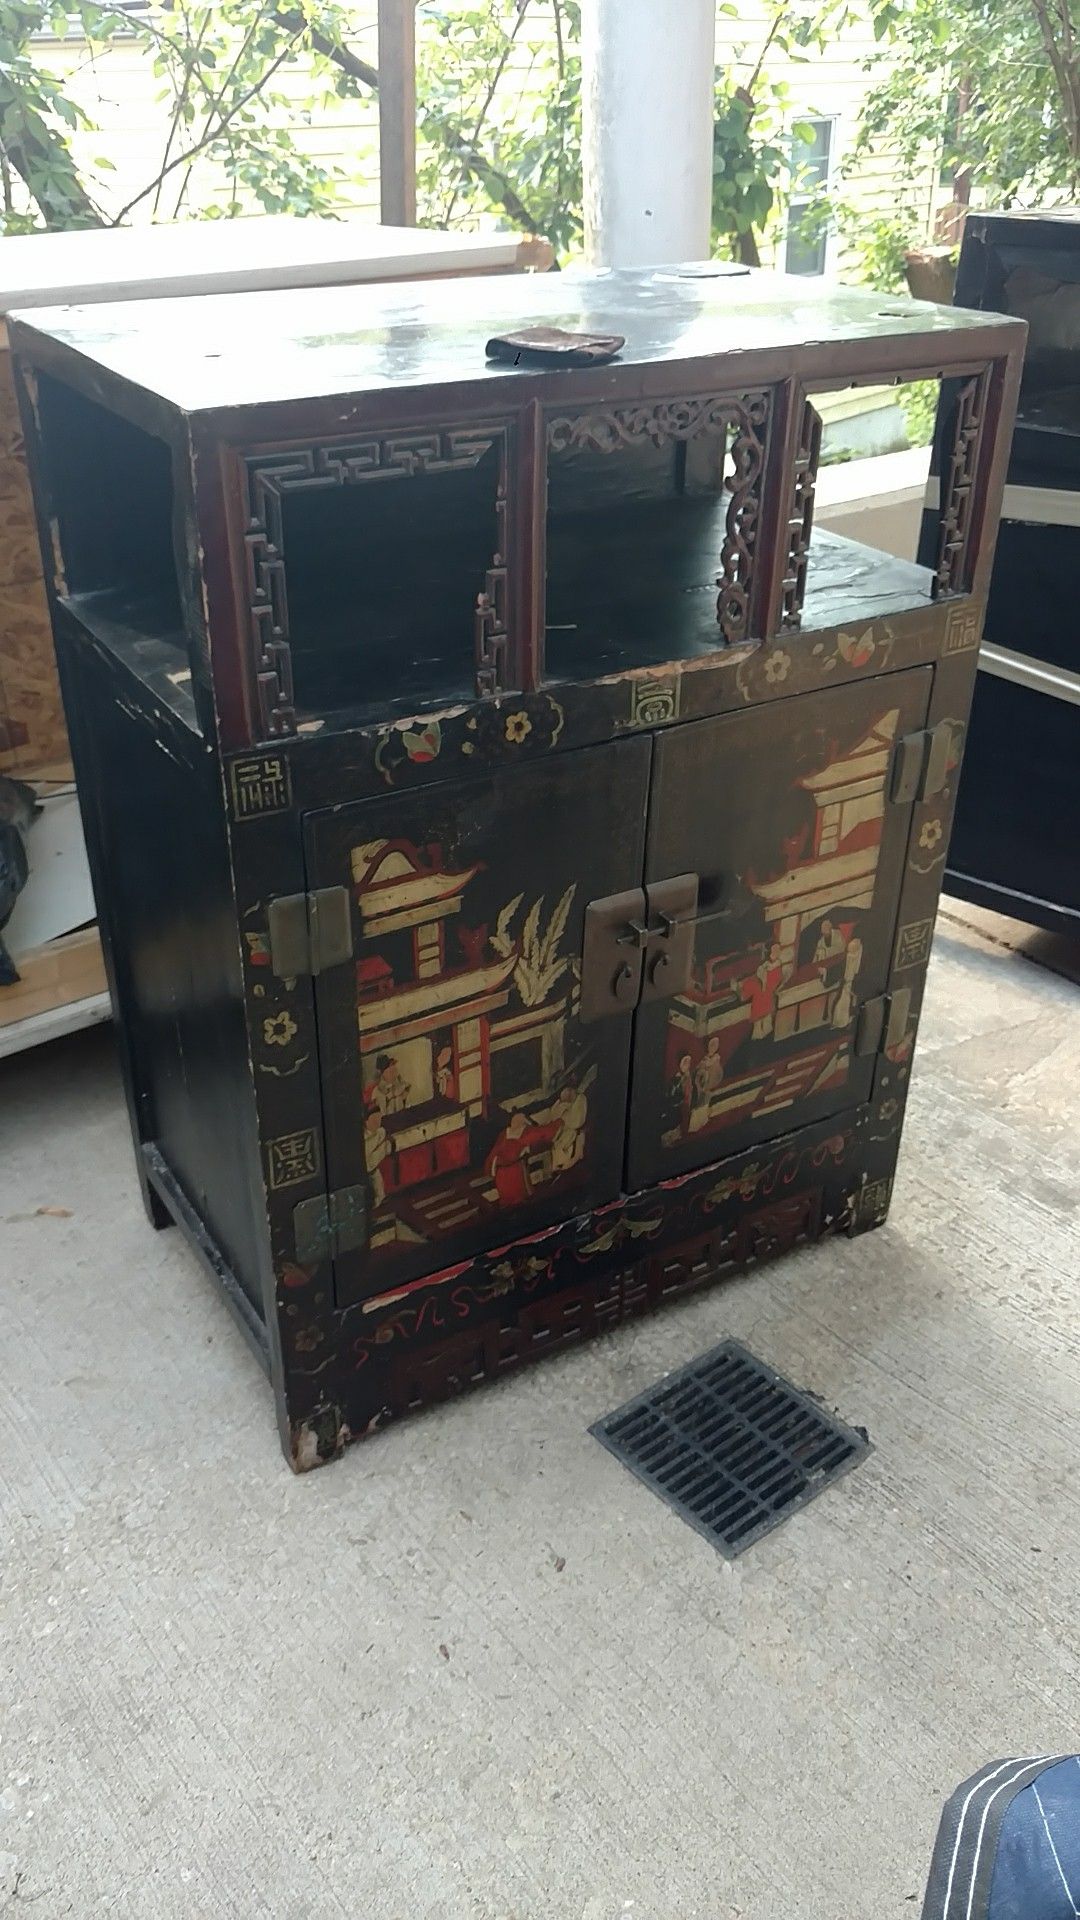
{"left": 581, "top": 0, "right": 716, "bottom": 269}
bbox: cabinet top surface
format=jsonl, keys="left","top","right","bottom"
{"left": 971, "top": 206, "right": 1080, "bottom": 228}
{"left": 10, "top": 262, "right": 1022, "bottom": 421}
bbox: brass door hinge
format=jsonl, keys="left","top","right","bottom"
{"left": 854, "top": 987, "right": 913, "bottom": 1057}
{"left": 293, "top": 1184, "right": 368, "bottom": 1265}
{"left": 267, "top": 886, "right": 353, "bottom": 978}
{"left": 891, "top": 721, "right": 959, "bottom": 805}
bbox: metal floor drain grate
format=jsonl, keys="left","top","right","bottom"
{"left": 591, "top": 1338, "right": 870, "bottom": 1558}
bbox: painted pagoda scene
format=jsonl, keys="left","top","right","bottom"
{"left": 352, "top": 834, "right": 592, "bottom": 1252}
{"left": 661, "top": 703, "right": 903, "bottom": 1146}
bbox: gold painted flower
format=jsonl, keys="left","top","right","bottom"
{"left": 264, "top": 1010, "right": 298, "bottom": 1047}
{"left": 294, "top": 1326, "right": 324, "bottom": 1353}
{"left": 504, "top": 710, "right": 533, "bottom": 744}
{"left": 764, "top": 650, "right": 791, "bottom": 685}
{"left": 879, "top": 1098, "right": 899, "bottom": 1122}
{"left": 919, "top": 818, "right": 944, "bottom": 852}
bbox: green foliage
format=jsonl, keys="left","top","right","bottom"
{"left": 1, "top": 0, "right": 861, "bottom": 264}
{"left": 0, "top": 0, "right": 361, "bottom": 231}
{"left": 857, "top": 0, "right": 1080, "bottom": 213}
{"left": 898, "top": 378, "right": 939, "bottom": 448}
{"left": 712, "top": 85, "right": 786, "bottom": 252}
{"left": 416, "top": 1, "right": 582, "bottom": 254}
{"left": 793, "top": 199, "right": 923, "bottom": 290}
{"left": 0, "top": 0, "right": 114, "bottom": 228}
{"left": 134, "top": 0, "right": 350, "bottom": 221}
{"left": 710, "top": 0, "right": 857, "bottom": 261}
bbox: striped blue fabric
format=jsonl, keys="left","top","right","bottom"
{"left": 988, "top": 1758, "right": 1080, "bottom": 1919}
{"left": 922, "top": 1757, "right": 1080, "bottom": 1920}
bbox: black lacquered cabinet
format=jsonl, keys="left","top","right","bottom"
{"left": 11, "top": 268, "right": 1023, "bottom": 1469}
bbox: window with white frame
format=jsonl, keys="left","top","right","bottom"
{"left": 785, "top": 117, "right": 835, "bottom": 276}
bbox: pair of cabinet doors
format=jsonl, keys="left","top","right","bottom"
{"left": 306, "top": 667, "right": 932, "bottom": 1306}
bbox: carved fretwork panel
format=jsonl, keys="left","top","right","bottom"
{"left": 241, "top": 427, "right": 513, "bottom": 738}
{"left": 933, "top": 371, "right": 989, "bottom": 598}
{"left": 779, "top": 398, "right": 823, "bottom": 631}
{"left": 545, "top": 392, "right": 773, "bottom": 647}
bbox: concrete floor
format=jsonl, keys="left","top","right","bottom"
{"left": 2, "top": 907, "right": 1078, "bottom": 1919}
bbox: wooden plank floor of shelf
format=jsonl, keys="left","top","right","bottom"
{"left": 0, "top": 929, "right": 109, "bottom": 1057}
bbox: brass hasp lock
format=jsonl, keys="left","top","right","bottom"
{"left": 580, "top": 874, "right": 699, "bottom": 1020}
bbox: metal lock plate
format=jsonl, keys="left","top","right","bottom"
{"left": 891, "top": 721, "right": 960, "bottom": 805}
{"left": 580, "top": 886, "right": 648, "bottom": 1021}
{"left": 891, "top": 731, "right": 927, "bottom": 805}
{"left": 639, "top": 872, "right": 699, "bottom": 1005}
{"left": 921, "top": 721, "right": 957, "bottom": 800}
{"left": 580, "top": 874, "right": 700, "bottom": 1020}
{"left": 267, "top": 886, "right": 353, "bottom": 978}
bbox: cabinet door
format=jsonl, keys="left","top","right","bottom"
{"left": 627, "top": 668, "right": 933, "bottom": 1189}
{"left": 308, "top": 739, "right": 650, "bottom": 1306}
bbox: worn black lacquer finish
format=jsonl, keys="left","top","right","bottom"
{"left": 10, "top": 267, "right": 1024, "bottom": 1470}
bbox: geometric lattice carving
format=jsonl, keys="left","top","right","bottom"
{"left": 933, "top": 371, "right": 988, "bottom": 598}
{"left": 242, "top": 426, "right": 512, "bottom": 738}
{"left": 779, "top": 396, "right": 823, "bottom": 630}
{"left": 546, "top": 392, "right": 773, "bottom": 646}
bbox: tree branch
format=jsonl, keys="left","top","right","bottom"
{"left": 271, "top": 8, "right": 548, "bottom": 235}
{"left": 108, "top": 29, "right": 305, "bottom": 224}
{"left": 273, "top": 9, "right": 380, "bottom": 88}
{"left": 445, "top": 2, "right": 530, "bottom": 227}
{"left": 152, "top": 7, "right": 211, "bottom": 218}
{"left": 1027, "top": 0, "right": 1080, "bottom": 166}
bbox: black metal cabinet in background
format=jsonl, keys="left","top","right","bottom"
{"left": 924, "top": 207, "right": 1080, "bottom": 935}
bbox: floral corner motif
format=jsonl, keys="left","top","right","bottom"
{"left": 504, "top": 710, "right": 533, "bottom": 745}
{"left": 763, "top": 649, "right": 791, "bottom": 686}
{"left": 263, "top": 1010, "right": 298, "bottom": 1047}
{"left": 918, "top": 817, "right": 944, "bottom": 853}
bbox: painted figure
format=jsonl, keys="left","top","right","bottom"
{"left": 832, "top": 934, "right": 863, "bottom": 1027}
{"left": 373, "top": 1052, "right": 410, "bottom": 1114}
{"left": 363, "top": 1109, "right": 392, "bottom": 1206}
{"left": 814, "top": 917, "right": 845, "bottom": 971}
{"left": 741, "top": 943, "right": 785, "bottom": 1040}
{"left": 689, "top": 1035, "right": 724, "bottom": 1131}
{"left": 486, "top": 1110, "right": 560, "bottom": 1207}
{"left": 549, "top": 1081, "right": 589, "bottom": 1172}
{"left": 664, "top": 1052, "right": 694, "bottom": 1135}
{"left": 435, "top": 1045, "right": 455, "bottom": 1100}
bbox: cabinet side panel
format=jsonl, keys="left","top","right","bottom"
{"left": 59, "top": 634, "right": 265, "bottom": 1313}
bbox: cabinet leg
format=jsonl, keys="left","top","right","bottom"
{"left": 140, "top": 1175, "right": 175, "bottom": 1232}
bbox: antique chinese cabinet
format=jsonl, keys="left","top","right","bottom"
{"left": 10, "top": 269, "right": 1024, "bottom": 1470}
{"left": 922, "top": 208, "right": 1080, "bottom": 934}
